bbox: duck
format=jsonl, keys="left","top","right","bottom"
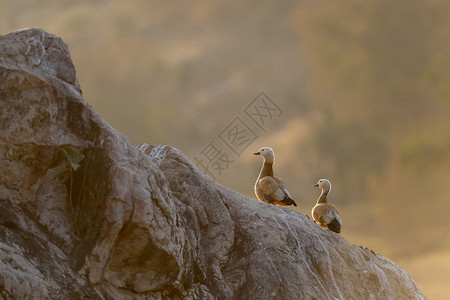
{"left": 312, "top": 179, "right": 342, "bottom": 233}
{"left": 253, "top": 147, "right": 297, "bottom": 206}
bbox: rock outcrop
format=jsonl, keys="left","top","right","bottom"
{"left": 0, "top": 29, "right": 426, "bottom": 299}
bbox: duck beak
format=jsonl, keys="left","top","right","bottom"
{"left": 313, "top": 183, "right": 319, "bottom": 187}
{"left": 253, "top": 152, "right": 260, "bottom": 155}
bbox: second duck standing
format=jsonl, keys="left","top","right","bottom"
{"left": 312, "top": 179, "right": 342, "bottom": 233}
{"left": 253, "top": 147, "right": 297, "bottom": 206}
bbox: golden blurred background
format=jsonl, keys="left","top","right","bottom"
{"left": 2, "top": 0, "right": 450, "bottom": 298}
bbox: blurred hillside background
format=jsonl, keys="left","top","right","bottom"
{"left": 2, "top": 0, "right": 450, "bottom": 298}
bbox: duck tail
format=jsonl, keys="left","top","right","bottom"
{"left": 327, "top": 218, "right": 341, "bottom": 233}
{"left": 281, "top": 198, "right": 297, "bottom": 207}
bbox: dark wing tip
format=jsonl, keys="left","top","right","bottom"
{"left": 327, "top": 219, "right": 341, "bottom": 233}
{"left": 282, "top": 198, "right": 297, "bottom": 206}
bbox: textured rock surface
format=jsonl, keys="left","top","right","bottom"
{"left": 0, "top": 28, "right": 426, "bottom": 299}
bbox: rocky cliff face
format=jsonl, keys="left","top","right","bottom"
{"left": 0, "top": 28, "right": 425, "bottom": 299}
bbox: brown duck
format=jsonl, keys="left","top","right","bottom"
{"left": 312, "top": 179, "right": 342, "bottom": 233}
{"left": 253, "top": 147, "right": 297, "bottom": 206}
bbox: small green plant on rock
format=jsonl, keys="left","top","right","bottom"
{"left": 55, "top": 145, "right": 85, "bottom": 212}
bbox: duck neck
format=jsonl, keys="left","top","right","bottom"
{"left": 258, "top": 162, "right": 274, "bottom": 179}
{"left": 317, "top": 189, "right": 329, "bottom": 204}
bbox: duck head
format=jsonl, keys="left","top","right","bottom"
{"left": 253, "top": 147, "right": 275, "bottom": 164}
{"left": 313, "top": 178, "right": 331, "bottom": 193}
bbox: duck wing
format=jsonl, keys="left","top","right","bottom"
{"left": 312, "top": 204, "right": 342, "bottom": 232}
{"left": 272, "top": 177, "right": 292, "bottom": 199}
{"left": 257, "top": 176, "right": 296, "bottom": 206}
